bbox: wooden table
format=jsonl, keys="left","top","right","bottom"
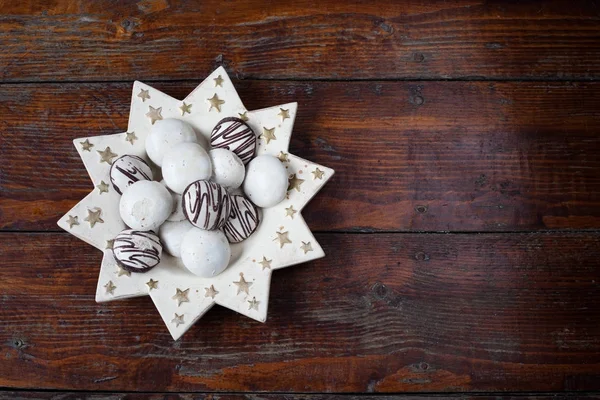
{"left": 2, "top": 1, "right": 600, "bottom": 398}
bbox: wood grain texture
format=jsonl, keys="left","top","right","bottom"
{"left": 2, "top": 81, "right": 600, "bottom": 232}
{"left": 3, "top": 1, "right": 600, "bottom": 397}
{"left": 1, "top": 232, "right": 600, "bottom": 392}
{"left": 2, "top": 394, "right": 599, "bottom": 400}
{"left": 1, "top": 1, "right": 600, "bottom": 82}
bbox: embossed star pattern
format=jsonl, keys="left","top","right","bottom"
{"left": 97, "top": 147, "right": 118, "bottom": 165}
{"left": 312, "top": 168, "right": 325, "bottom": 180}
{"left": 138, "top": 89, "right": 150, "bottom": 102}
{"left": 179, "top": 102, "right": 192, "bottom": 116}
{"left": 104, "top": 281, "right": 116, "bottom": 295}
{"left": 58, "top": 67, "right": 334, "bottom": 340}
{"left": 234, "top": 273, "right": 253, "bottom": 295}
{"left": 66, "top": 215, "right": 79, "bottom": 228}
{"left": 248, "top": 297, "right": 260, "bottom": 311}
{"left": 146, "top": 106, "right": 163, "bottom": 125}
{"left": 172, "top": 313, "right": 185, "bottom": 327}
{"left": 285, "top": 205, "right": 297, "bottom": 219}
{"left": 172, "top": 288, "right": 190, "bottom": 306}
{"left": 208, "top": 94, "right": 225, "bottom": 112}
{"left": 146, "top": 279, "right": 159, "bottom": 291}
{"left": 278, "top": 151, "right": 290, "bottom": 163}
{"left": 80, "top": 139, "right": 94, "bottom": 152}
{"left": 278, "top": 108, "right": 290, "bottom": 121}
{"left": 96, "top": 181, "right": 109, "bottom": 194}
{"left": 205, "top": 285, "right": 219, "bottom": 299}
{"left": 259, "top": 256, "right": 272, "bottom": 270}
{"left": 301, "top": 241, "right": 313, "bottom": 254}
{"left": 261, "top": 127, "right": 276, "bottom": 144}
{"left": 84, "top": 208, "right": 104, "bottom": 228}
{"left": 274, "top": 230, "right": 292, "bottom": 248}
{"left": 288, "top": 174, "right": 305, "bottom": 192}
{"left": 125, "top": 131, "right": 138, "bottom": 145}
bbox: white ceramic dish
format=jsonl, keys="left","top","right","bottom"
{"left": 57, "top": 67, "right": 334, "bottom": 340}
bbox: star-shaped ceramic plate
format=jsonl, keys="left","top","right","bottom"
{"left": 57, "top": 67, "right": 334, "bottom": 340}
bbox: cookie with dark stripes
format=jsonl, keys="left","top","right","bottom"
{"left": 224, "top": 195, "right": 260, "bottom": 243}
{"left": 210, "top": 117, "right": 256, "bottom": 164}
{"left": 113, "top": 229, "right": 162, "bottom": 273}
{"left": 110, "top": 155, "right": 153, "bottom": 195}
{"left": 182, "top": 180, "right": 231, "bottom": 230}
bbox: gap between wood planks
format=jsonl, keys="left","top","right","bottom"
{"left": 0, "top": 388, "right": 600, "bottom": 400}
{"left": 2, "top": 76, "right": 600, "bottom": 85}
{"left": 2, "top": 388, "right": 600, "bottom": 396}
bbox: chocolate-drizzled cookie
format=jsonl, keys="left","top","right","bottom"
{"left": 113, "top": 229, "right": 162, "bottom": 273}
{"left": 110, "top": 155, "right": 153, "bottom": 195}
{"left": 210, "top": 117, "right": 256, "bottom": 164}
{"left": 224, "top": 195, "right": 260, "bottom": 243}
{"left": 182, "top": 180, "right": 231, "bottom": 230}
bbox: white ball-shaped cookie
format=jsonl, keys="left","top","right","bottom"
{"left": 158, "top": 220, "right": 194, "bottom": 258}
{"left": 119, "top": 180, "right": 173, "bottom": 231}
{"left": 145, "top": 118, "right": 197, "bottom": 167}
{"left": 243, "top": 155, "right": 287, "bottom": 207}
{"left": 162, "top": 142, "right": 212, "bottom": 194}
{"left": 180, "top": 228, "right": 231, "bottom": 278}
{"left": 209, "top": 148, "right": 245, "bottom": 190}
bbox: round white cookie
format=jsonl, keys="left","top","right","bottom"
{"left": 243, "top": 155, "right": 288, "bottom": 207}
{"left": 162, "top": 142, "right": 212, "bottom": 194}
{"left": 119, "top": 180, "right": 173, "bottom": 231}
{"left": 158, "top": 220, "right": 194, "bottom": 258}
{"left": 209, "top": 148, "right": 245, "bottom": 190}
{"left": 145, "top": 118, "right": 198, "bottom": 167}
{"left": 180, "top": 228, "right": 231, "bottom": 278}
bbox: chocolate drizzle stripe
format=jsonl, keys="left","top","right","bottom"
{"left": 110, "top": 155, "right": 153, "bottom": 195}
{"left": 224, "top": 196, "right": 259, "bottom": 243}
{"left": 183, "top": 181, "right": 231, "bottom": 230}
{"left": 113, "top": 230, "right": 162, "bottom": 272}
{"left": 115, "top": 164, "right": 152, "bottom": 184}
{"left": 210, "top": 118, "right": 256, "bottom": 164}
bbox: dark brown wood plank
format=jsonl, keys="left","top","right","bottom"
{"left": 1, "top": 232, "right": 600, "bottom": 392}
{"left": 2, "top": 81, "right": 600, "bottom": 232}
{"left": 1, "top": 393, "right": 599, "bottom": 400}
{"left": 1, "top": 1, "right": 600, "bottom": 81}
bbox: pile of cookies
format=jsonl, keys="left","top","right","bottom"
{"left": 111, "top": 117, "right": 288, "bottom": 278}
